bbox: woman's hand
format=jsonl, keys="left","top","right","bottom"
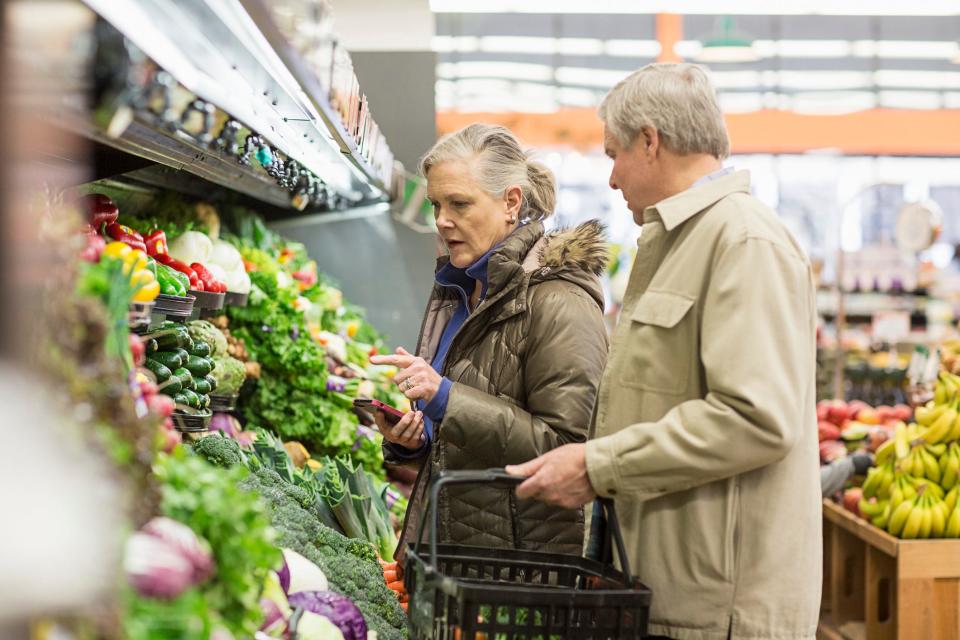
{"left": 376, "top": 409, "right": 425, "bottom": 449}
{"left": 370, "top": 347, "right": 442, "bottom": 405}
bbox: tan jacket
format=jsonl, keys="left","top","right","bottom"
{"left": 585, "top": 171, "right": 822, "bottom": 640}
{"left": 390, "top": 221, "right": 609, "bottom": 556}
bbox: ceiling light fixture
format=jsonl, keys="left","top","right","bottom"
{"left": 695, "top": 16, "right": 759, "bottom": 63}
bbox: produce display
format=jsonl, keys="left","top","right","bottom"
{"left": 49, "top": 191, "right": 413, "bottom": 638}
{"left": 852, "top": 373, "right": 960, "bottom": 538}
{"left": 817, "top": 398, "right": 911, "bottom": 464}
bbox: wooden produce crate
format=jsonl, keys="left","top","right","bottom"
{"left": 819, "top": 499, "right": 960, "bottom": 640}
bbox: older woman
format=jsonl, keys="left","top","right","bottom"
{"left": 370, "top": 124, "right": 608, "bottom": 555}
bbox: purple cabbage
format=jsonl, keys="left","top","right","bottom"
{"left": 288, "top": 591, "right": 367, "bottom": 640}
{"left": 142, "top": 516, "right": 214, "bottom": 582}
{"left": 124, "top": 532, "right": 195, "bottom": 600}
{"left": 325, "top": 375, "right": 348, "bottom": 393}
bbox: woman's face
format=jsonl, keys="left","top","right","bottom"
{"left": 426, "top": 159, "right": 521, "bottom": 268}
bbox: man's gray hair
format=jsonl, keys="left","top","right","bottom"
{"left": 599, "top": 62, "right": 730, "bottom": 159}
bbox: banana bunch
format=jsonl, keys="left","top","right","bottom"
{"left": 931, "top": 371, "right": 960, "bottom": 407}
{"left": 861, "top": 458, "right": 895, "bottom": 499}
{"left": 887, "top": 486, "right": 951, "bottom": 539}
{"left": 900, "top": 442, "right": 946, "bottom": 484}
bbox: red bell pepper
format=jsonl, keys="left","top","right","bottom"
{"left": 155, "top": 253, "right": 201, "bottom": 290}
{"left": 190, "top": 263, "right": 226, "bottom": 293}
{"left": 80, "top": 193, "right": 119, "bottom": 229}
{"left": 144, "top": 229, "right": 169, "bottom": 257}
{"left": 105, "top": 222, "right": 147, "bottom": 252}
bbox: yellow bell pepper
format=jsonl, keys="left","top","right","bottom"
{"left": 102, "top": 241, "right": 131, "bottom": 260}
{"left": 132, "top": 279, "right": 160, "bottom": 302}
{"left": 130, "top": 268, "right": 160, "bottom": 302}
{"left": 123, "top": 249, "right": 149, "bottom": 274}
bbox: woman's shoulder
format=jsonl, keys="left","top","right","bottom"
{"left": 524, "top": 219, "right": 607, "bottom": 310}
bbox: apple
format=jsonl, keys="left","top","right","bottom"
{"left": 867, "top": 427, "right": 890, "bottom": 452}
{"left": 857, "top": 408, "right": 882, "bottom": 425}
{"left": 876, "top": 405, "right": 895, "bottom": 422}
{"left": 893, "top": 404, "right": 913, "bottom": 422}
{"left": 818, "top": 421, "right": 841, "bottom": 442}
{"left": 817, "top": 402, "right": 831, "bottom": 422}
{"left": 825, "top": 399, "right": 849, "bottom": 425}
{"left": 820, "top": 440, "right": 847, "bottom": 464}
{"left": 843, "top": 487, "right": 863, "bottom": 517}
{"left": 847, "top": 400, "right": 870, "bottom": 421}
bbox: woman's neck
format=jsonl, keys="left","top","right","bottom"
{"left": 469, "top": 280, "right": 483, "bottom": 311}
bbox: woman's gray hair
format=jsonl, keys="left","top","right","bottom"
{"left": 599, "top": 62, "right": 730, "bottom": 159}
{"left": 419, "top": 123, "right": 556, "bottom": 221}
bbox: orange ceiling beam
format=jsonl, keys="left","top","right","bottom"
{"left": 436, "top": 108, "right": 960, "bottom": 156}
{"left": 656, "top": 14, "right": 683, "bottom": 63}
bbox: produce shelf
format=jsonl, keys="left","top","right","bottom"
{"left": 48, "top": 0, "right": 389, "bottom": 211}
{"left": 821, "top": 499, "right": 960, "bottom": 640}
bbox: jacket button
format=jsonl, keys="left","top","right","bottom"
{"left": 607, "top": 488, "right": 617, "bottom": 496}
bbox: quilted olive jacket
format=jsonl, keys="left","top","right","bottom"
{"left": 389, "top": 220, "right": 608, "bottom": 557}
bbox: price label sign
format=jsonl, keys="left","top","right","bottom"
{"left": 872, "top": 310, "right": 911, "bottom": 344}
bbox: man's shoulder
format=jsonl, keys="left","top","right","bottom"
{"left": 695, "top": 192, "right": 808, "bottom": 264}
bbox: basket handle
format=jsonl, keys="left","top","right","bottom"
{"left": 416, "top": 469, "right": 634, "bottom": 585}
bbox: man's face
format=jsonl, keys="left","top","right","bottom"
{"left": 604, "top": 126, "right": 660, "bottom": 225}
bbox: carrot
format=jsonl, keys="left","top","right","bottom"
{"left": 383, "top": 569, "right": 399, "bottom": 583}
{"left": 387, "top": 580, "right": 405, "bottom": 591}
{"left": 400, "top": 602, "right": 408, "bottom": 612}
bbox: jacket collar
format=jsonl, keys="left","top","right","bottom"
{"left": 646, "top": 169, "right": 751, "bottom": 232}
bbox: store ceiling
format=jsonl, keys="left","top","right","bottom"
{"left": 433, "top": 11, "right": 960, "bottom": 113}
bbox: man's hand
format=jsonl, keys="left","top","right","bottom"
{"left": 370, "top": 347, "right": 442, "bottom": 405}
{"left": 505, "top": 443, "right": 597, "bottom": 509}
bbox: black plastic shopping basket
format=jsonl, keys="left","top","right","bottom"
{"left": 403, "top": 469, "right": 652, "bottom": 640}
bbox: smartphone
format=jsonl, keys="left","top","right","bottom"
{"left": 353, "top": 397, "right": 406, "bottom": 424}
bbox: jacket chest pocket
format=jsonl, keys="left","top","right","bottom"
{"left": 618, "top": 290, "right": 696, "bottom": 395}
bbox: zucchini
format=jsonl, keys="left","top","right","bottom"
{"left": 159, "top": 376, "right": 182, "bottom": 395}
{"left": 144, "top": 359, "right": 172, "bottom": 382}
{"left": 181, "top": 335, "right": 195, "bottom": 353}
{"left": 204, "top": 374, "right": 218, "bottom": 393}
{"left": 185, "top": 355, "right": 213, "bottom": 377}
{"left": 190, "top": 341, "right": 211, "bottom": 358}
{"left": 193, "top": 378, "right": 211, "bottom": 395}
{"left": 181, "top": 389, "right": 200, "bottom": 408}
{"left": 152, "top": 351, "right": 183, "bottom": 370}
{"left": 145, "top": 338, "right": 159, "bottom": 354}
{"left": 154, "top": 332, "right": 181, "bottom": 351}
{"left": 174, "top": 347, "right": 190, "bottom": 363}
{"left": 173, "top": 392, "right": 190, "bottom": 407}
{"left": 173, "top": 367, "right": 193, "bottom": 390}
{"left": 198, "top": 393, "right": 210, "bottom": 411}
{"left": 160, "top": 320, "right": 177, "bottom": 330}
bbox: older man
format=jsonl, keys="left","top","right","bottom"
{"left": 507, "top": 63, "right": 822, "bottom": 640}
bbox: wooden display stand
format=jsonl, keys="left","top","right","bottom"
{"left": 819, "top": 499, "right": 960, "bottom": 639}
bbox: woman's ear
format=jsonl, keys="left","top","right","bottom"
{"left": 504, "top": 185, "right": 523, "bottom": 221}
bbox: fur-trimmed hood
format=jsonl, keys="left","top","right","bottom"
{"left": 524, "top": 219, "right": 608, "bottom": 276}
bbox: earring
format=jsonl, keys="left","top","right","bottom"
{"left": 508, "top": 216, "right": 517, "bottom": 224}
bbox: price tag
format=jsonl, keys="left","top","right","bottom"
{"left": 872, "top": 310, "right": 911, "bottom": 344}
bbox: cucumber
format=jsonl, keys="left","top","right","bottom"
{"left": 159, "top": 376, "right": 182, "bottom": 395}
{"left": 185, "top": 355, "right": 213, "bottom": 377}
{"left": 146, "top": 339, "right": 159, "bottom": 354}
{"left": 181, "top": 389, "right": 200, "bottom": 408}
{"left": 181, "top": 335, "right": 195, "bottom": 353}
{"left": 144, "top": 359, "right": 172, "bottom": 382}
{"left": 174, "top": 347, "right": 190, "bottom": 363}
{"left": 193, "top": 378, "right": 211, "bottom": 395}
{"left": 173, "top": 392, "right": 190, "bottom": 407}
{"left": 160, "top": 320, "right": 177, "bottom": 330}
{"left": 204, "top": 374, "right": 218, "bottom": 393}
{"left": 152, "top": 351, "right": 183, "bottom": 370}
{"left": 198, "top": 394, "right": 210, "bottom": 411}
{"left": 154, "top": 332, "right": 181, "bottom": 351}
{"left": 190, "top": 341, "right": 211, "bottom": 358}
{"left": 173, "top": 367, "right": 193, "bottom": 390}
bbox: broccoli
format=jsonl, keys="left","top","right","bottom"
{"left": 239, "top": 468, "right": 407, "bottom": 639}
{"left": 192, "top": 433, "right": 243, "bottom": 468}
